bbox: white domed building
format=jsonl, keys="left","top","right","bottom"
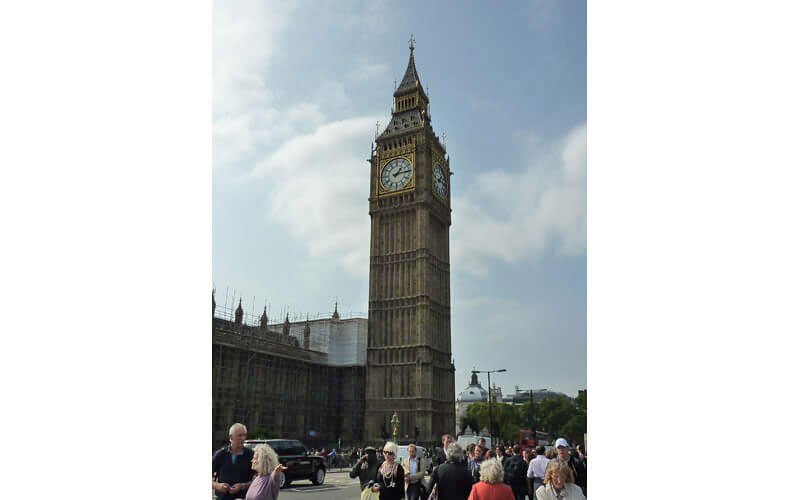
{"left": 455, "top": 372, "right": 489, "bottom": 432}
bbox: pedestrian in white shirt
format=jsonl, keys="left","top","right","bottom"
{"left": 527, "top": 446, "right": 549, "bottom": 499}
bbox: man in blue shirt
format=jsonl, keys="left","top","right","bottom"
{"left": 212, "top": 423, "right": 255, "bottom": 499}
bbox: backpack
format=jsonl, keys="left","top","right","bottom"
{"left": 503, "top": 456, "right": 526, "bottom": 488}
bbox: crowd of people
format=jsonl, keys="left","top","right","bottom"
{"left": 212, "top": 424, "right": 587, "bottom": 500}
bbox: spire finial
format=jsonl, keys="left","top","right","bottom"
{"left": 375, "top": 121, "right": 380, "bottom": 138}
{"left": 409, "top": 33, "right": 415, "bottom": 52}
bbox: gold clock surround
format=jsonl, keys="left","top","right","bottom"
{"left": 431, "top": 149, "right": 447, "bottom": 201}
{"left": 377, "top": 151, "right": 416, "bottom": 196}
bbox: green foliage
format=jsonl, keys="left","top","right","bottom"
{"left": 461, "top": 392, "right": 587, "bottom": 445}
{"left": 575, "top": 390, "right": 587, "bottom": 412}
{"left": 463, "top": 402, "right": 526, "bottom": 443}
{"left": 537, "top": 397, "right": 577, "bottom": 438}
{"left": 560, "top": 413, "right": 587, "bottom": 445}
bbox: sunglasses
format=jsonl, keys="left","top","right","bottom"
{"left": 383, "top": 451, "right": 395, "bottom": 455}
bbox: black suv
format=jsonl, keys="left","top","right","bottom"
{"left": 244, "top": 439, "right": 326, "bottom": 488}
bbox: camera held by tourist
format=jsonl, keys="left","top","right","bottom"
{"left": 351, "top": 445, "right": 383, "bottom": 492}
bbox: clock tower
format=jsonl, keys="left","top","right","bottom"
{"left": 365, "top": 36, "right": 456, "bottom": 443}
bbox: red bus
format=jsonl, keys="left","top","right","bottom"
{"left": 518, "top": 429, "right": 537, "bottom": 450}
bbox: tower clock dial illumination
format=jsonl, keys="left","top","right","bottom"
{"left": 381, "top": 157, "right": 412, "bottom": 191}
{"left": 432, "top": 163, "right": 447, "bottom": 197}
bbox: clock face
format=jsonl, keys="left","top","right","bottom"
{"left": 381, "top": 157, "right": 413, "bottom": 191}
{"left": 432, "top": 163, "right": 447, "bottom": 197}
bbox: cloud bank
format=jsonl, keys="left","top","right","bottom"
{"left": 450, "top": 124, "right": 586, "bottom": 276}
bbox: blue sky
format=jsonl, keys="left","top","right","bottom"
{"left": 213, "top": 0, "right": 586, "bottom": 397}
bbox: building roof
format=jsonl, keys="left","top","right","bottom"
{"left": 380, "top": 109, "right": 424, "bottom": 139}
{"left": 393, "top": 38, "right": 427, "bottom": 99}
{"left": 457, "top": 372, "right": 489, "bottom": 403}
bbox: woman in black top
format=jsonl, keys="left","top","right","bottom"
{"left": 372, "top": 441, "right": 405, "bottom": 500}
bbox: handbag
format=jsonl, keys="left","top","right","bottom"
{"left": 360, "top": 485, "right": 380, "bottom": 500}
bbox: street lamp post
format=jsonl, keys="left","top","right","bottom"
{"left": 472, "top": 368, "right": 506, "bottom": 446}
{"left": 391, "top": 412, "right": 400, "bottom": 443}
{"left": 516, "top": 388, "right": 537, "bottom": 444}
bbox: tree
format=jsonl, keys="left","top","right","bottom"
{"left": 463, "top": 402, "right": 525, "bottom": 443}
{"left": 575, "top": 390, "right": 587, "bottom": 412}
{"left": 536, "top": 397, "right": 579, "bottom": 438}
{"left": 560, "top": 413, "right": 587, "bottom": 445}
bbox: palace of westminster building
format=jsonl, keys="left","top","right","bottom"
{"left": 212, "top": 39, "right": 457, "bottom": 449}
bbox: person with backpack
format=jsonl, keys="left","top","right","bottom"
{"left": 502, "top": 445, "right": 528, "bottom": 500}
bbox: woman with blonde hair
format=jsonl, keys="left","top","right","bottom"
{"left": 371, "top": 441, "right": 405, "bottom": 499}
{"left": 246, "top": 444, "right": 287, "bottom": 500}
{"left": 535, "top": 460, "right": 584, "bottom": 500}
{"left": 467, "top": 457, "right": 514, "bottom": 500}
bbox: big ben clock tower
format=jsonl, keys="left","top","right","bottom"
{"left": 365, "top": 36, "right": 456, "bottom": 443}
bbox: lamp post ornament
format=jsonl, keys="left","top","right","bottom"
{"left": 391, "top": 412, "right": 400, "bottom": 443}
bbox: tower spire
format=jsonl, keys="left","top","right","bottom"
{"left": 234, "top": 297, "right": 243, "bottom": 328}
{"left": 260, "top": 305, "right": 268, "bottom": 329}
{"left": 394, "top": 36, "right": 425, "bottom": 98}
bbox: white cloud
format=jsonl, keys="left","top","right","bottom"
{"left": 212, "top": 1, "right": 392, "bottom": 275}
{"left": 213, "top": 0, "right": 294, "bottom": 77}
{"left": 250, "top": 116, "right": 382, "bottom": 276}
{"left": 213, "top": 1, "right": 296, "bottom": 171}
{"left": 452, "top": 124, "right": 586, "bottom": 276}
